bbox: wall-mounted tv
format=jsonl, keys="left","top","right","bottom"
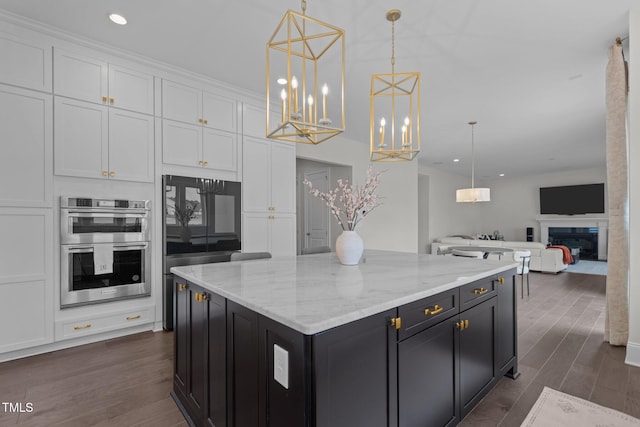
{"left": 539, "top": 183, "right": 605, "bottom": 215}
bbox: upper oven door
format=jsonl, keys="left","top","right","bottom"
{"left": 61, "top": 209, "right": 150, "bottom": 244}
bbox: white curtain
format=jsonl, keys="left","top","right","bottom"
{"left": 604, "top": 42, "right": 629, "bottom": 346}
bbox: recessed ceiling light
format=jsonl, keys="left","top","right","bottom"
{"left": 277, "top": 78, "right": 287, "bottom": 85}
{"left": 453, "top": 158, "right": 460, "bottom": 163}
{"left": 109, "top": 13, "right": 127, "bottom": 25}
{"left": 499, "top": 173, "right": 505, "bottom": 177}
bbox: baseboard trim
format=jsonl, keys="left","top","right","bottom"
{"left": 625, "top": 341, "right": 640, "bottom": 367}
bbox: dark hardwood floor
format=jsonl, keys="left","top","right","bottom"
{"left": 0, "top": 270, "right": 637, "bottom": 426}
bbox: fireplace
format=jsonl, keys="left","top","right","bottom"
{"left": 548, "top": 227, "right": 598, "bottom": 260}
{"left": 538, "top": 217, "right": 608, "bottom": 261}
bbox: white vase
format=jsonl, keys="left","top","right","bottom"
{"left": 336, "top": 230, "right": 364, "bottom": 265}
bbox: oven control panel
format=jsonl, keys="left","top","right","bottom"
{"left": 61, "top": 197, "right": 149, "bottom": 210}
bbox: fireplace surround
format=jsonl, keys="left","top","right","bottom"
{"left": 538, "top": 217, "right": 608, "bottom": 261}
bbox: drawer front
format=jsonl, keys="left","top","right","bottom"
{"left": 57, "top": 306, "right": 155, "bottom": 340}
{"left": 460, "top": 277, "right": 497, "bottom": 311}
{"left": 398, "top": 288, "right": 458, "bottom": 340}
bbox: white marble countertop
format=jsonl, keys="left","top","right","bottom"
{"left": 171, "top": 250, "right": 518, "bottom": 335}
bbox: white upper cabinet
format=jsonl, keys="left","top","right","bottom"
{"left": 54, "top": 48, "right": 154, "bottom": 114}
{"left": 54, "top": 97, "right": 154, "bottom": 182}
{"left": 0, "top": 84, "right": 52, "bottom": 207}
{"left": 242, "top": 137, "right": 296, "bottom": 214}
{"left": 162, "top": 79, "right": 237, "bottom": 132}
{"left": 0, "top": 30, "right": 52, "bottom": 92}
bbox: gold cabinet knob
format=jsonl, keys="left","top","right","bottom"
{"left": 456, "top": 319, "right": 470, "bottom": 331}
{"left": 178, "top": 283, "right": 187, "bottom": 292}
{"left": 497, "top": 277, "right": 505, "bottom": 285}
{"left": 203, "top": 119, "right": 208, "bottom": 125}
{"left": 425, "top": 304, "right": 444, "bottom": 316}
{"left": 109, "top": 97, "right": 114, "bottom": 104}
{"left": 203, "top": 161, "right": 209, "bottom": 166}
{"left": 102, "top": 96, "right": 107, "bottom": 102}
{"left": 473, "top": 287, "right": 488, "bottom": 295}
{"left": 109, "top": 171, "right": 115, "bottom": 177}
{"left": 390, "top": 317, "right": 402, "bottom": 330}
{"left": 198, "top": 118, "right": 203, "bottom": 123}
{"left": 102, "top": 171, "right": 108, "bottom": 176}
{"left": 198, "top": 160, "right": 204, "bottom": 166}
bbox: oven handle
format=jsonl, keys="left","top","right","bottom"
{"left": 68, "top": 246, "right": 94, "bottom": 253}
{"left": 113, "top": 244, "right": 148, "bottom": 250}
{"left": 63, "top": 210, "right": 149, "bottom": 217}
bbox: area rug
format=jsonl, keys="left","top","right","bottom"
{"left": 521, "top": 386, "right": 640, "bottom": 427}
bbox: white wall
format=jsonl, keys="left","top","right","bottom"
{"left": 480, "top": 166, "right": 607, "bottom": 242}
{"left": 418, "top": 174, "right": 430, "bottom": 253}
{"left": 626, "top": 8, "right": 640, "bottom": 366}
{"left": 296, "top": 136, "right": 419, "bottom": 252}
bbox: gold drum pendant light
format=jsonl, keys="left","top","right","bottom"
{"left": 266, "top": 0, "right": 345, "bottom": 144}
{"left": 456, "top": 121, "right": 490, "bottom": 202}
{"left": 370, "top": 9, "right": 421, "bottom": 161}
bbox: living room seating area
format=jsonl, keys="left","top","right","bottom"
{"left": 431, "top": 236, "right": 568, "bottom": 273}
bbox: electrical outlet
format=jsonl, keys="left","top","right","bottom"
{"left": 273, "top": 344, "right": 289, "bottom": 389}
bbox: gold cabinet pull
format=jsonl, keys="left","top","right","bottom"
{"left": 198, "top": 118, "right": 203, "bottom": 123}
{"left": 456, "top": 319, "right": 470, "bottom": 331}
{"left": 425, "top": 304, "right": 444, "bottom": 316}
{"left": 194, "top": 292, "right": 200, "bottom": 302}
{"left": 109, "top": 97, "right": 114, "bottom": 104}
{"left": 198, "top": 160, "right": 204, "bottom": 166}
{"left": 109, "top": 171, "right": 115, "bottom": 177}
{"left": 390, "top": 317, "right": 402, "bottom": 330}
{"left": 203, "top": 161, "right": 209, "bottom": 166}
{"left": 473, "top": 287, "right": 488, "bottom": 295}
{"left": 178, "top": 283, "right": 187, "bottom": 292}
{"left": 497, "top": 277, "right": 505, "bottom": 284}
{"left": 102, "top": 96, "right": 107, "bottom": 102}
{"left": 102, "top": 170, "right": 108, "bottom": 176}
{"left": 203, "top": 119, "right": 208, "bottom": 125}
{"left": 126, "top": 315, "right": 141, "bottom": 321}
{"left": 74, "top": 324, "right": 92, "bottom": 330}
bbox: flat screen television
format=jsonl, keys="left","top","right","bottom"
{"left": 539, "top": 183, "right": 605, "bottom": 215}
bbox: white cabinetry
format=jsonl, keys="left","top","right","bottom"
{"left": 0, "top": 208, "right": 53, "bottom": 353}
{"left": 0, "top": 84, "right": 52, "bottom": 207}
{"left": 0, "top": 30, "right": 52, "bottom": 92}
{"left": 242, "top": 135, "right": 296, "bottom": 256}
{"left": 54, "top": 48, "right": 154, "bottom": 114}
{"left": 54, "top": 97, "right": 154, "bottom": 182}
{"left": 161, "top": 79, "right": 238, "bottom": 174}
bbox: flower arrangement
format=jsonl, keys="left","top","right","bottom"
{"left": 303, "top": 166, "right": 383, "bottom": 231}
{"left": 174, "top": 200, "right": 199, "bottom": 227}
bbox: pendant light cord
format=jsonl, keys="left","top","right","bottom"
{"left": 391, "top": 17, "right": 396, "bottom": 74}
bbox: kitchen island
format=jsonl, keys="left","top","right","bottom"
{"left": 170, "top": 250, "right": 519, "bottom": 427}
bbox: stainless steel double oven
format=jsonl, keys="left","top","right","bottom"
{"left": 60, "top": 196, "right": 151, "bottom": 308}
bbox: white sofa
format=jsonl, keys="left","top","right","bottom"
{"left": 431, "top": 237, "right": 568, "bottom": 273}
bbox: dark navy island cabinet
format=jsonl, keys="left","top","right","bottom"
{"left": 171, "top": 268, "right": 518, "bottom": 427}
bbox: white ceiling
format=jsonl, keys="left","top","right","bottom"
{"left": 0, "top": 0, "right": 634, "bottom": 179}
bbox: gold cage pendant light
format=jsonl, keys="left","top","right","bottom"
{"left": 266, "top": 0, "right": 345, "bottom": 144}
{"left": 370, "top": 9, "right": 421, "bottom": 161}
{"left": 456, "top": 121, "right": 490, "bottom": 202}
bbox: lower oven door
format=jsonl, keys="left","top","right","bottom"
{"left": 61, "top": 242, "right": 151, "bottom": 308}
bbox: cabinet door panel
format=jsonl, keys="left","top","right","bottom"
{"left": 54, "top": 97, "right": 107, "bottom": 179}
{"left": 108, "top": 64, "right": 154, "bottom": 114}
{"left": 270, "top": 215, "right": 296, "bottom": 256}
{"left": 270, "top": 141, "right": 296, "bottom": 213}
{"left": 0, "top": 31, "right": 51, "bottom": 92}
{"left": 242, "top": 214, "right": 270, "bottom": 253}
{"left": 162, "top": 80, "right": 201, "bottom": 125}
{"left": 202, "top": 128, "right": 237, "bottom": 172}
{"left": 459, "top": 298, "right": 497, "bottom": 417}
{"left": 0, "top": 280, "right": 50, "bottom": 353}
{"left": 54, "top": 49, "right": 107, "bottom": 103}
{"left": 174, "top": 279, "right": 189, "bottom": 396}
{"left": 242, "top": 137, "right": 270, "bottom": 212}
{"left": 314, "top": 309, "right": 395, "bottom": 427}
{"left": 496, "top": 273, "right": 517, "bottom": 377}
{"left": 203, "top": 91, "right": 236, "bottom": 132}
{"left": 188, "top": 287, "right": 208, "bottom": 422}
{"left": 108, "top": 109, "right": 154, "bottom": 182}
{"left": 162, "top": 120, "right": 202, "bottom": 168}
{"left": 207, "top": 292, "right": 227, "bottom": 427}
{"left": 0, "top": 85, "right": 52, "bottom": 206}
{"left": 242, "top": 103, "right": 266, "bottom": 138}
{"left": 398, "top": 316, "right": 459, "bottom": 427}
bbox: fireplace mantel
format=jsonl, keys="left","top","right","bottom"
{"left": 537, "top": 216, "right": 608, "bottom": 261}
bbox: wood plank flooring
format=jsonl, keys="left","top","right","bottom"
{"left": 0, "top": 271, "right": 637, "bottom": 426}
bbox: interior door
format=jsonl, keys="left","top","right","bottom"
{"left": 304, "top": 169, "right": 330, "bottom": 250}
